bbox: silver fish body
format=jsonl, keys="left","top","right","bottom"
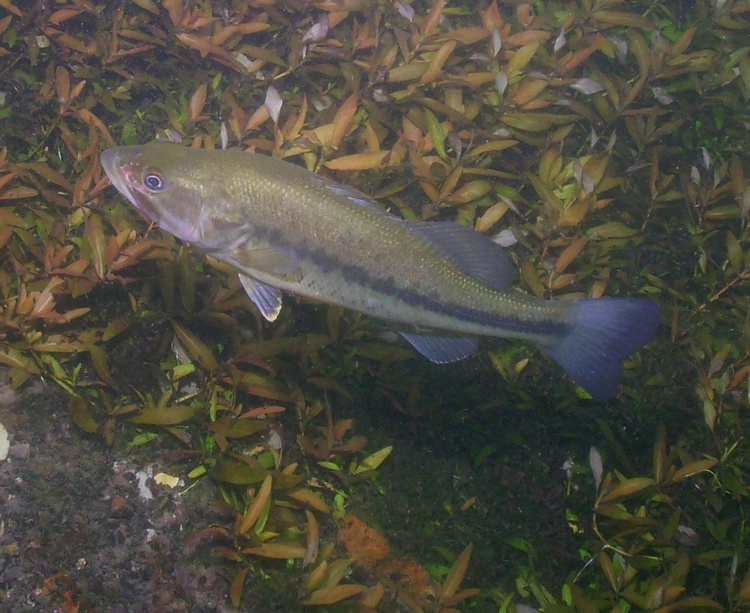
{"left": 101, "top": 143, "right": 660, "bottom": 400}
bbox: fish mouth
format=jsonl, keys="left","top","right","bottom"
{"left": 101, "top": 147, "right": 160, "bottom": 224}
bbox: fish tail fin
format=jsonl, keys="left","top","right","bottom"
{"left": 540, "top": 298, "right": 661, "bottom": 401}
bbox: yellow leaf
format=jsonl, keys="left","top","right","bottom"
{"left": 155, "top": 473, "right": 181, "bottom": 488}
{"left": 654, "top": 596, "right": 724, "bottom": 612}
{"left": 653, "top": 424, "right": 667, "bottom": 483}
{"left": 131, "top": 0, "right": 159, "bottom": 13}
{"left": 361, "top": 583, "right": 385, "bottom": 607}
{"left": 421, "top": 39, "right": 457, "bottom": 84}
{"left": 440, "top": 543, "right": 473, "bottom": 601}
{"left": 55, "top": 66, "right": 70, "bottom": 104}
{"left": 324, "top": 151, "right": 388, "bottom": 171}
{"left": 671, "top": 459, "right": 718, "bottom": 483}
{"left": 301, "top": 584, "right": 367, "bottom": 606}
{"left": 520, "top": 260, "right": 545, "bottom": 297}
{"left": 68, "top": 396, "right": 98, "bottom": 433}
{"left": 475, "top": 201, "right": 508, "bottom": 233}
{"left": 0, "top": 348, "right": 41, "bottom": 373}
{"left": 288, "top": 488, "right": 331, "bottom": 513}
{"left": 129, "top": 405, "right": 197, "bottom": 425}
{"left": 243, "top": 542, "right": 307, "bottom": 559}
{"left": 304, "top": 510, "right": 319, "bottom": 566}
{"left": 528, "top": 173, "right": 563, "bottom": 208}
{"left": 88, "top": 343, "right": 115, "bottom": 386}
{"left": 599, "top": 477, "right": 655, "bottom": 503}
{"left": 739, "top": 569, "right": 750, "bottom": 605}
{"left": 351, "top": 446, "right": 392, "bottom": 475}
{"left": 587, "top": 222, "right": 637, "bottom": 239}
{"left": 511, "top": 78, "right": 548, "bottom": 106}
{"left": 388, "top": 61, "right": 429, "bottom": 83}
{"left": 599, "top": 551, "right": 618, "bottom": 591}
{"left": 501, "top": 113, "right": 553, "bottom": 132}
{"left": 446, "top": 180, "right": 492, "bottom": 204}
{"left": 466, "top": 140, "right": 518, "bottom": 157}
{"left": 507, "top": 41, "right": 539, "bottom": 78}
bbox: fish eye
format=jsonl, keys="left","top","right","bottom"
{"left": 143, "top": 170, "right": 166, "bottom": 192}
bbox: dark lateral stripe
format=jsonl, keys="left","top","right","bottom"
{"left": 289, "top": 238, "right": 568, "bottom": 338}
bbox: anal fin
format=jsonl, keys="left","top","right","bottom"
{"left": 399, "top": 331, "right": 479, "bottom": 363}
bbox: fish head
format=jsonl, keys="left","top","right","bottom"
{"left": 101, "top": 144, "right": 249, "bottom": 251}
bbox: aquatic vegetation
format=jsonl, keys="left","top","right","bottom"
{"left": 0, "top": 0, "right": 749, "bottom": 610}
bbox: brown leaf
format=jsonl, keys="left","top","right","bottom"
{"left": 84, "top": 213, "right": 107, "bottom": 279}
{"left": 55, "top": 66, "right": 70, "bottom": 106}
{"left": 172, "top": 321, "right": 220, "bottom": 373}
{"left": 88, "top": 344, "right": 115, "bottom": 386}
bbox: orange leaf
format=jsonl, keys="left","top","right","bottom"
{"left": 55, "top": 66, "right": 70, "bottom": 105}
{"left": 238, "top": 475, "right": 272, "bottom": 535}
{"left": 330, "top": 92, "right": 358, "bottom": 151}
{"left": 230, "top": 567, "right": 249, "bottom": 608}
{"left": 555, "top": 237, "right": 588, "bottom": 273}
{"left": 189, "top": 83, "right": 208, "bottom": 121}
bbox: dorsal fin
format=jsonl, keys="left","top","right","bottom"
{"left": 404, "top": 221, "right": 515, "bottom": 290}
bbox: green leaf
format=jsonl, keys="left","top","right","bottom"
{"left": 351, "top": 446, "right": 392, "bottom": 475}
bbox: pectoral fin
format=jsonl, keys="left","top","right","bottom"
{"left": 399, "top": 331, "right": 479, "bottom": 363}
{"left": 239, "top": 274, "right": 283, "bottom": 322}
{"left": 232, "top": 247, "right": 300, "bottom": 277}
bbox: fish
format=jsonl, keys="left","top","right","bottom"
{"left": 100, "top": 143, "right": 661, "bottom": 401}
